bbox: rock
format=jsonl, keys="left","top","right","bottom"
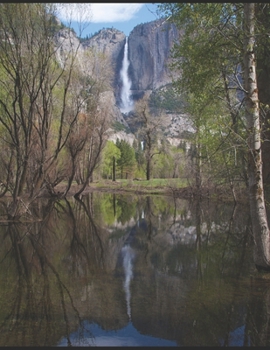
{"left": 107, "top": 130, "right": 135, "bottom": 146}
{"left": 98, "top": 91, "right": 129, "bottom": 128}
{"left": 128, "top": 19, "right": 180, "bottom": 99}
{"left": 53, "top": 19, "right": 193, "bottom": 146}
{"left": 54, "top": 28, "right": 83, "bottom": 67}
{"left": 83, "top": 28, "right": 126, "bottom": 62}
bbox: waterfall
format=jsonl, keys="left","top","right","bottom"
{"left": 120, "top": 37, "right": 133, "bottom": 114}
{"left": 121, "top": 245, "right": 135, "bottom": 319}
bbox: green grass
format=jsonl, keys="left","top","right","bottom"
{"left": 92, "top": 178, "right": 188, "bottom": 193}
{"left": 120, "top": 178, "right": 187, "bottom": 187}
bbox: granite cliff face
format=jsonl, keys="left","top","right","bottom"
{"left": 54, "top": 20, "right": 189, "bottom": 143}
{"left": 55, "top": 20, "right": 181, "bottom": 107}
{"left": 127, "top": 19, "right": 180, "bottom": 100}
{"left": 82, "top": 20, "right": 181, "bottom": 107}
{"left": 111, "top": 19, "right": 181, "bottom": 105}
{"left": 82, "top": 28, "right": 126, "bottom": 63}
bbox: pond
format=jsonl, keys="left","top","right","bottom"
{"left": 0, "top": 192, "right": 269, "bottom": 346}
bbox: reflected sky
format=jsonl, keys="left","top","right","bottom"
{"left": 0, "top": 193, "right": 260, "bottom": 347}
{"left": 220, "top": 326, "right": 250, "bottom": 347}
{"left": 58, "top": 321, "right": 177, "bottom": 346}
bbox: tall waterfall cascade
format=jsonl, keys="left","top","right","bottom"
{"left": 120, "top": 37, "right": 133, "bottom": 114}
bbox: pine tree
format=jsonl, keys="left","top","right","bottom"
{"left": 116, "top": 139, "right": 136, "bottom": 179}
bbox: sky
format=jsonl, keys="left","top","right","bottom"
{"left": 56, "top": 3, "right": 161, "bottom": 38}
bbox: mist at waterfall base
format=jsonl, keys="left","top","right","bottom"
{"left": 120, "top": 37, "right": 134, "bottom": 114}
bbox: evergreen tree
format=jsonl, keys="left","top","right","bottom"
{"left": 116, "top": 139, "right": 136, "bottom": 179}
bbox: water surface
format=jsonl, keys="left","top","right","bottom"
{"left": 0, "top": 193, "right": 268, "bottom": 346}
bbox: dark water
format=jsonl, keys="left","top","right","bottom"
{"left": 0, "top": 192, "right": 269, "bottom": 346}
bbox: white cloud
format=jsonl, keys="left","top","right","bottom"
{"left": 91, "top": 4, "right": 143, "bottom": 22}
{"left": 56, "top": 3, "right": 144, "bottom": 23}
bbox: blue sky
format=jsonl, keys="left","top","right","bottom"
{"left": 56, "top": 3, "right": 160, "bottom": 38}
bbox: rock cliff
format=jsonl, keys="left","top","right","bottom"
{"left": 82, "top": 28, "right": 126, "bottom": 63}
{"left": 54, "top": 19, "right": 190, "bottom": 143}
{"left": 127, "top": 19, "right": 180, "bottom": 100}
{"left": 108, "top": 19, "right": 181, "bottom": 106}
{"left": 82, "top": 20, "right": 181, "bottom": 108}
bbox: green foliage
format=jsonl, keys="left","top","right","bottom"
{"left": 146, "top": 195, "right": 177, "bottom": 217}
{"left": 116, "top": 195, "right": 137, "bottom": 224}
{"left": 134, "top": 167, "right": 146, "bottom": 179}
{"left": 112, "top": 121, "right": 130, "bottom": 133}
{"left": 133, "top": 139, "right": 146, "bottom": 177}
{"left": 92, "top": 192, "right": 137, "bottom": 226}
{"left": 158, "top": 3, "right": 243, "bottom": 112}
{"left": 152, "top": 151, "right": 173, "bottom": 179}
{"left": 93, "top": 193, "right": 121, "bottom": 225}
{"left": 158, "top": 3, "right": 248, "bottom": 188}
{"left": 149, "top": 85, "right": 187, "bottom": 113}
{"left": 100, "top": 141, "right": 121, "bottom": 179}
{"left": 116, "top": 139, "right": 136, "bottom": 179}
{"left": 0, "top": 3, "right": 113, "bottom": 198}
{"left": 153, "top": 146, "right": 185, "bottom": 179}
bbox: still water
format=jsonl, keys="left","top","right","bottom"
{"left": 0, "top": 192, "right": 269, "bottom": 346}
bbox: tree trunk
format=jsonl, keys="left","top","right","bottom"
{"left": 112, "top": 156, "right": 116, "bottom": 181}
{"left": 244, "top": 3, "right": 270, "bottom": 269}
{"left": 146, "top": 155, "right": 151, "bottom": 181}
{"left": 195, "top": 138, "right": 202, "bottom": 196}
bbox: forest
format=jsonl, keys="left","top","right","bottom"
{"left": 0, "top": 3, "right": 270, "bottom": 270}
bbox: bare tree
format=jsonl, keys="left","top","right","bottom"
{"left": 0, "top": 3, "right": 98, "bottom": 215}
{"left": 74, "top": 95, "right": 112, "bottom": 198}
{"left": 133, "top": 94, "right": 166, "bottom": 180}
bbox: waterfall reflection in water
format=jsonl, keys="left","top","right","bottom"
{"left": 0, "top": 193, "right": 270, "bottom": 346}
{"left": 121, "top": 245, "right": 135, "bottom": 320}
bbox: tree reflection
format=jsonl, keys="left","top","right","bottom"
{"left": 246, "top": 275, "right": 270, "bottom": 346}
{"left": 195, "top": 199, "right": 203, "bottom": 282}
{"left": 74, "top": 195, "right": 106, "bottom": 270}
{"left": 0, "top": 194, "right": 269, "bottom": 346}
{"left": 56, "top": 198, "right": 91, "bottom": 276}
{"left": 132, "top": 198, "right": 254, "bottom": 346}
{"left": 0, "top": 198, "right": 97, "bottom": 346}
